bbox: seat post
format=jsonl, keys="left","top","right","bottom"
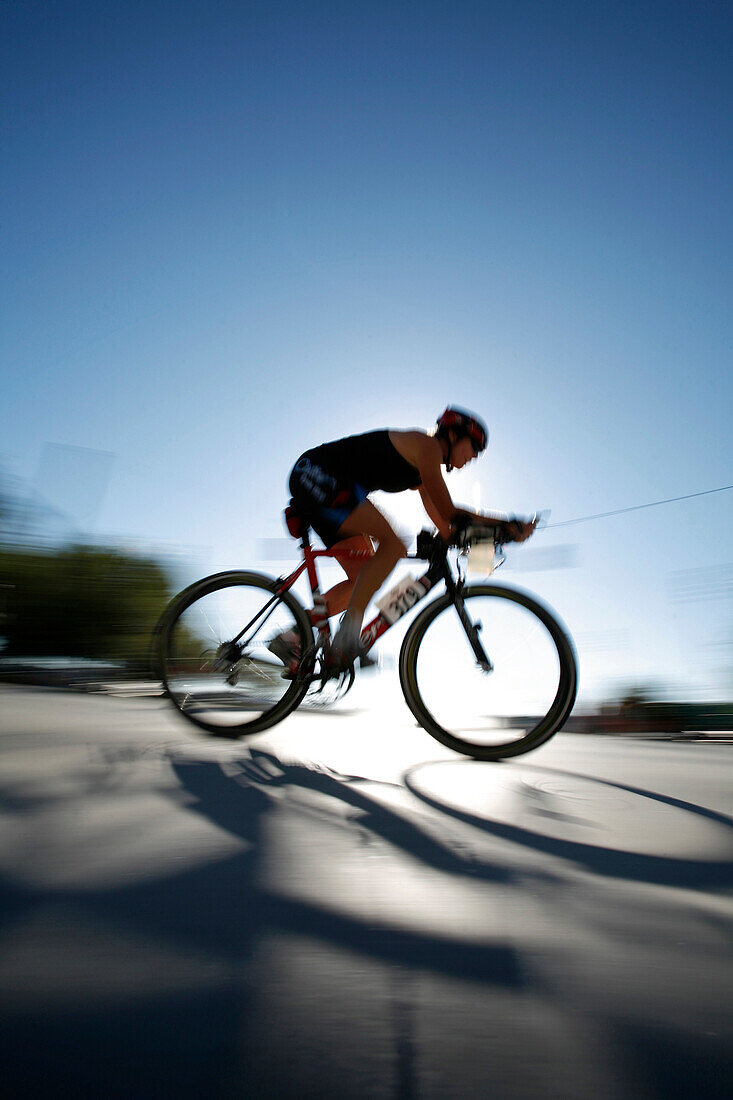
{"left": 285, "top": 505, "right": 323, "bottom": 615}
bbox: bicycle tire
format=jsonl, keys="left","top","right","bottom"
{"left": 156, "top": 570, "right": 313, "bottom": 737}
{"left": 399, "top": 583, "right": 577, "bottom": 760}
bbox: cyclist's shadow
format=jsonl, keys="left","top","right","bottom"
{"left": 170, "top": 748, "right": 517, "bottom": 886}
{"left": 168, "top": 747, "right": 526, "bottom": 986}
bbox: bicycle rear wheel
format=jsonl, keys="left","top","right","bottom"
{"left": 157, "top": 571, "right": 313, "bottom": 736}
{"left": 399, "top": 584, "right": 577, "bottom": 760}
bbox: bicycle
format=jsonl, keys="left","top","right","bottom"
{"left": 155, "top": 512, "right": 578, "bottom": 760}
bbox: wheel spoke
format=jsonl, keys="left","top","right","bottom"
{"left": 159, "top": 574, "right": 311, "bottom": 735}
{"left": 199, "top": 605, "right": 220, "bottom": 643}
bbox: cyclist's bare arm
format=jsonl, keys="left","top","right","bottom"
{"left": 416, "top": 484, "right": 452, "bottom": 540}
{"left": 391, "top": 431, "right": 535, "bottom": 544}
{"left": 417, "top": 490, "right": 535, "bottom": 543}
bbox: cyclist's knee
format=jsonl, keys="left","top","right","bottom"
{"left": 338, "top": 502, "right": 406, "bottom": 563}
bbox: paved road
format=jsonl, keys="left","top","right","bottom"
{"left": 1, "top": 682, "right": 731, "bottom": 1098}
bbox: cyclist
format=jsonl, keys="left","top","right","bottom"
{"left": 271, "top": 406, "right": 535, "bottom": 670}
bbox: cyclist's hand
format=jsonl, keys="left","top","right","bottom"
{"left": 501, "top": 516, "right": 536, "bottom": 543}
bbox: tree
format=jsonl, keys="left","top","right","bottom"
{"left": 0, "top": 544, "right": 174, "bottom": 666}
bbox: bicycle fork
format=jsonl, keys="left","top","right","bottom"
{"left": 443, "top": 568, "right": 493, "bottom": 674}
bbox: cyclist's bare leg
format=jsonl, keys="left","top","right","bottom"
{"left": 319, "top": 580, "right": 353, "bottom": 617}
{"left": 271, "top": 537, "right": 373, "bottom": 668}
{"left": 314, "top": 536, "right": 374, "bottom": 619}
{"left": 331, "top": 501, "right": 406, "bottom": 650}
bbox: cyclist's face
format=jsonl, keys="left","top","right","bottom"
{"left": 450, "top": 436, "right": 479, "bottom": 469}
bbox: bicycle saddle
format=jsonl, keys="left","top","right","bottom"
{"left": 284, "top": 505, "right": 311, "bottom": 538}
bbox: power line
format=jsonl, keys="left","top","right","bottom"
{"left": 546, "top": 484, "right": 733, "bottom": 529}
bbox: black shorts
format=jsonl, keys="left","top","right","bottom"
{"left": 289, "top": 454, "right": 369, "bottom": 548}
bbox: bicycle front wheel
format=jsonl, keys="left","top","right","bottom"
{"left": 157, "top": 571, "right": 313, "bottom": 737}
{"left": 399, "top": 584, "right": 577, "bottom": 760}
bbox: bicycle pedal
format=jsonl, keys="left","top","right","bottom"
{"left": 323, "top": 648, "right": 357, "bottom": 675}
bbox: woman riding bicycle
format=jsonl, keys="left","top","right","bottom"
{"left": 274, "top": 406, "right": 536, "bottom": 669}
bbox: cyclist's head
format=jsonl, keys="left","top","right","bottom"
{"left": 435, "top": 407, "right": 488, "bottom": 456}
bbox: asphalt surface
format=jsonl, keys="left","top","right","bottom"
{"left": 1, "top": 681, "right": 731, "bottom": 1098}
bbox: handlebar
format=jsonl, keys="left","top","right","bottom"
{"left": 413, "top": 524, "right": 499, "bottom": 561}
{"left": 413, "top": 511, "right": 543, "bottom": 561}
{"left": 451, "top": 523, "right": 501, "bottom": 550}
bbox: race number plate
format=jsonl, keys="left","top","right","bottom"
{"left": 376, "top": 575, "right": 427, "bottom": 624}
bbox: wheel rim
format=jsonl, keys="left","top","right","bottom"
{"left": 162, "top": 581, "right": 308, "bottom": 732}
{"left": 408, "top": 591, "right": 569, "bottom": 751}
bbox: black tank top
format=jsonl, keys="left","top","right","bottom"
{"left": 306, "top": 430, "right": 422, "bottom": 493}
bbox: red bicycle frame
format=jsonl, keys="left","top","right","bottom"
{"left": 275, "top": 532, "right": 438, "bottom": 656}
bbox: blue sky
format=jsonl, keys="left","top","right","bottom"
{"left": 2, "top": 0, "right": 731, "bottom": 703}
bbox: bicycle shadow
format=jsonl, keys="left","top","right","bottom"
{"left": 124, "top": 750, "right": 733, "bottom": 1098}
{"left": 4, "top": 734, "right": 730, "bottom": 1098}
{"left": 159, "top": 749, "right": 531, "bottom": 1095}
{"left": 0, "top": 745, "right": 522, "bottom": 1100}
{"left": 403, "top": 760, "right": 733, "bottom": 890}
